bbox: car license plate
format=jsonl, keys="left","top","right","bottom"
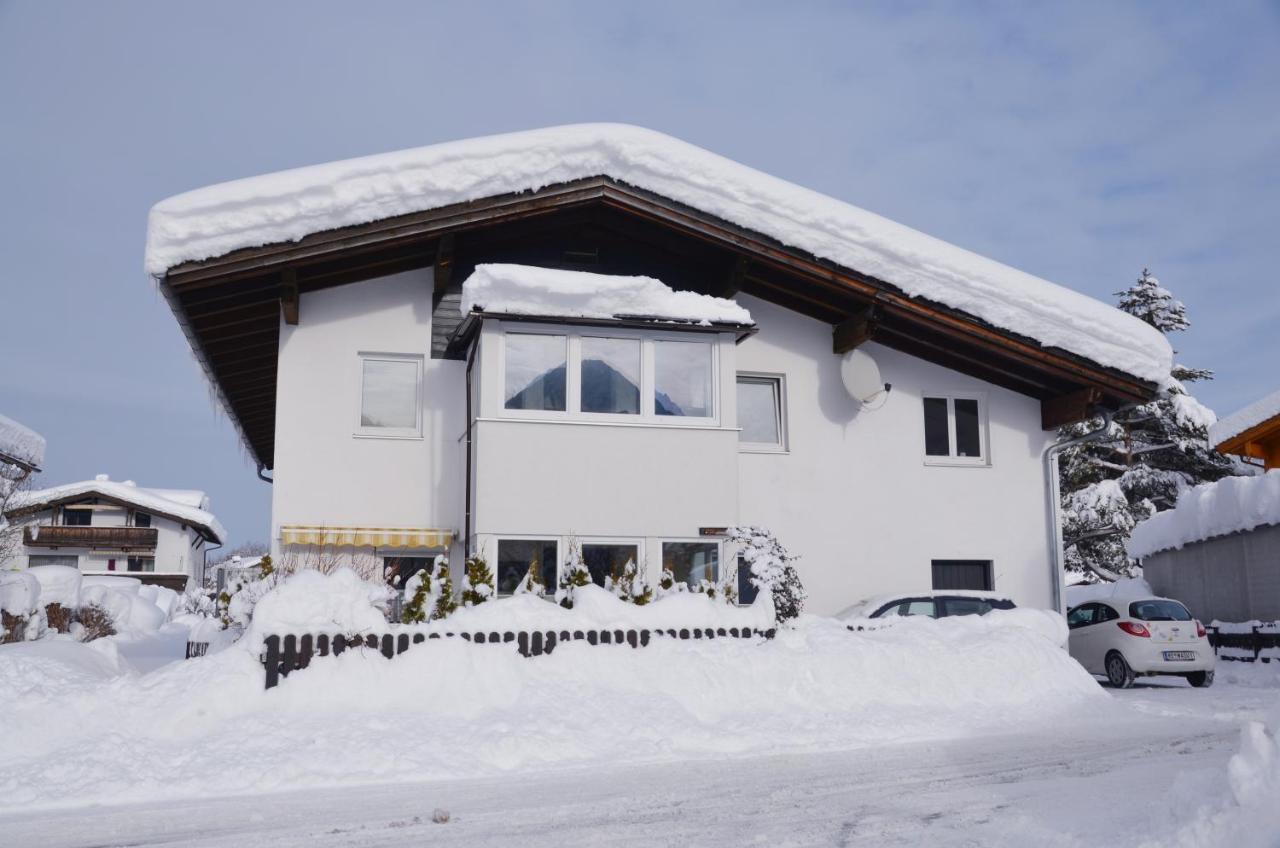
{"left": 1163, "top": 651, "right": 1196, "bottom": 661}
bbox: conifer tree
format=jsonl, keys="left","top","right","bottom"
{"left": 460, "top": 554, "right": 494, "bottom": 607}
{"left": 401, "top": 568, "right": 432, "bottom": 624}
{"left": 430, "top": 559, "right": 458, "bottom": 621}
{"left": 514, "top": 556, "right": 545, "bottom": 597}
{"left": 725, "top": 526, "right": 804, "bottom": 623}
{"left": 1059, "top": 269, "right": 1239, "bottom": 581}
{"left": 556, "top": 539, "right": 591, "bottom": 609}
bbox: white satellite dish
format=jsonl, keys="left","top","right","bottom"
{"left": 840, "top": 349, "right": 887, "bottom": 404}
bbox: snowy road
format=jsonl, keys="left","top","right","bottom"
{"left": 5, "top": 675, "right": 1270, "bottom": 848}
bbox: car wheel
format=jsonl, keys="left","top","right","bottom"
{"left": 1186, "top": 670, "right": 1214, "bottom": 688}
{"left": 1105, "top": 651, "right": 1135, "bottom": 689}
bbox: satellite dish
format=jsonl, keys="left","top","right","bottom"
{"left": 841, "top": 349, "right": 887, "bottom": 404}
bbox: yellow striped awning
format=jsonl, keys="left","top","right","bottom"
{"left": 279, "top": 525, "right": 453, "bottom": 549}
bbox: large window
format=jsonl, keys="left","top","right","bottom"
{"left": 737, "top": 374, "right": 785, "bottom": 449}
{"left": 655, "top": 340, "right": 713, "bottom": 418}
{"left": 663, "top": 541, "right": 719, "bottom": 589}
{"left": 582, "top": 543, "right": 640, "bottom": 588}
{"left": 505, "top": 334, "right": 567, "bottom": 411}
{"left": 381, "top": 556, "right": 434, "bottom": 591}
{"left": 922, "top": 395, "right": 986, "bottom": 464}
{"left": 930, "top": 560, "right": 992, "bottom": 591}
{"left": 581, "top": 337, "right": 640, "bottom": 414}
{"left": 62, "top": 507, "right": 92, "bottom": 526}
{"left": 127, "top": 556, "right": 156, "bottom": 573}
{"left": 496, "top": 539, "right": 559, "bottom": 596}
{"left": 358, "top": 354, "right": 422, "bottom": 436}
{"left": 28, "top": 554, "right": 79, "bottom": 568}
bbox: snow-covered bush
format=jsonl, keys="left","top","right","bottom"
{"left": 76, "top": 604, "right": 116, "bottom": 641}
{"left": 513, "top": 556, "right": 546, "bottom": 597}
{"left": 556, "top": 540, "right": 591, "bottom": 609}
{"left": 0, "top": 571, "right": 44, "bottom": 643}
{"left": 460, "top": 555, "right": 494, "bottom": 607}
{"left": 606, "top": 558, "right": 652, "bottom": 605}
{"left": 401, "top": 567, "right": 433, "bottom": 624}
{"left": 431, "top": 559, "right": 458, "bottom": 621}
{"left": 725, "top": 526, "right": 804, "bottom": 623}
{"left": 246, "top": 567, "right": 392, "bottom": 642}
{"left": 219, "top": 555, "right": 280, "bottom": 628}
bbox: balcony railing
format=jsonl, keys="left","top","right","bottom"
{"left": 23, "top": 525, "right": 158, "bottom": 551}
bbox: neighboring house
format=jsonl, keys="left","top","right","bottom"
{"left": 1210, "top": 387, "right": 1280, "bottom": 471}
{"left": 3, "top": 475, "right": 226, "bottom": 591}
{"left": 1128, "top": 471, "right": 1280, "bottom": 622}
{"left": 1126, "top": 389, "right": 1280, "bottom": 622}
{"left": 145, "top": 124, "right": 1168, "bottom": 614}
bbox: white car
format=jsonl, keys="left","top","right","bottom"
{"left": 1066, "top": 596, "right": 1214, "bottom": 689}
{"left": 837, "top": 590, "right": 1017, "bottom": 621}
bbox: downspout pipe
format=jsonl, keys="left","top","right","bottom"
{"left": 1043, "top": 409, "right": 1116, "bottom": 614}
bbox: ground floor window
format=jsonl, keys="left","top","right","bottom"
{"left": 582, "top": 543, "right": 640, "bottom": 588}
{"left": 663, "top": 541, "right": 719, "bottom": 588}
{"left": 28, "top": 554, "right": 79, "bottom": 568}
{"left": 497, "top": 539, "right": 559, "bottom": 596}
{"left": 127, "top": 556, "right": 155, "bottom": 573}
{"left": 735, "top": 555, "right": 759, "bottom": 605}
{"left": 382, "top": 556, "right": 434, "bottom": 591}
{"left": 930, "top": 559, "right": 992, "bottom": 591}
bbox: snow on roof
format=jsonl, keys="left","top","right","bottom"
{"left": 1209, "top": 388, "right": 1280, "bottom": 448}
{"left": 461, "top": 263, "right": 753, "bottom": 327}
{"left": 146, "top": 124, "right": 1171, "bottom": 384}
{"left": 1127, "top": 470, "right": 1280, "bottom": 560}
{"left": 0, "top": 414, "right": 45, "bottom": 469}
{"left": 7, "top": 477, "right": 225, "bottom": 543}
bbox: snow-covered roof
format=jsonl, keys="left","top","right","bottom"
{"left": 6, "top": 476, "right": 225, "bottom": 543}
{"left": 1127, "top": 470, "right": 1280, "bottom": 560}
{"left": 0, "top": 414, "right": 45, "bottom": 470}
{"left": 1209, "top": 388, "right": 1280, "bottom": 448}
{"left": 461, "top": 264, "right": 753, "bottom": 327}
{"left": 146, "top": 124, "right": 1171, "bottom": 384}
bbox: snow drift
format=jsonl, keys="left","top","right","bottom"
{"left": 0, "top": 613, "right": 1105, "bottom": 811}
{"left": 145, "top": 123, "right": 1171, "bottom": 384}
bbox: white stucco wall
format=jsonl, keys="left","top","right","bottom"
{"left": 735, "top": 295, "right": 1056, "bottom": 614}
{"left": 271, "top": 270, "right": 466, "bottom": 561}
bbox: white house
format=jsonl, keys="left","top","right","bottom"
{"left": 3, "top": 475, "right": 226, "bottom": 591}
{"left": 145, "top": 124, "right": 1169, "bottom": 614}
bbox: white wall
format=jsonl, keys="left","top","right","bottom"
{"left": 735, "top": 295, "right": 1056, "bottom": 614}
{"left": 271, "top": 270, "right": 466, "bottom": 561}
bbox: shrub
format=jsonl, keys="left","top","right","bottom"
{"left": 401, "top": 566, "right": 433, "bottom": 624}
{"left": 431, "top": 560, "right": 458, "bottom": 621}
{"left": 0, "top": 611, "right": 25, "bottom": 644}
{"left": 44, "top": 603, "right": 73, "bottom": 633}
{"left": 77, "top": 603, "right": 117, "bottom": 641}
{"left": 460, "top": 555, "right": 494, "bottom": 607}
{"left": 725, "top": 526, "right": 806, "bottom": 623}
{"left": 609, "top": 558, "right": 652, "bottom": 605}
{"left": 514, "top": 557, "right": 545, "bottom": 597}
{"left": 556, "top": 540, "right": 591, "bottom": 609}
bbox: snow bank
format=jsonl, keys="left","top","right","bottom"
{"left": 0, "top": 614, "right": 1108, "bottom": 810}
{"left": 246, "top": 567, "right": 392, "bottom": 643}
{"left": 1210, "top": 387, "right": 1280, "bottom": 447}
{"left": 0, "top": 570, "right": 41, "bottom": 617}
{"left": 461, "top": 263, "right": 753, "bottom": 326}
{"left": 1128, "top": 471, "right": 1280, "bottom": 560}
{"left": 146, "top": 124, "right": 1170, "bottom": 383}
{"left": 0, "top": 413, "right": 44, "bottom": 468}
{"left": 7, "top": 476, "right": 225, "bottom": 543}
{"left": 1064, "top": 576, "right": 1156, "bottom": 608}
{"left": 27, "top": 565, "right": 81, "bottom": 608}
{"left": 81, "top": 576, "right": 168, "bottom": 635}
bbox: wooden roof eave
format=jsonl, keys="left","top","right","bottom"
{"left": 1215, "top": 417, "right": 1280, "bottom": 456}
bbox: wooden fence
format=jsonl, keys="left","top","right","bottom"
{"left": 1206, "top": 625, "right": 1280, "bottom": 663}
{"left": 261, "top": 626, "right": 777, "bottom": 689}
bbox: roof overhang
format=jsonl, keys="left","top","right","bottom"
{"left": 448, "top": 309, "right": 757, "bottom": 357}
{"left": 158, "top": 176, "right": 1159, "bottom": 469}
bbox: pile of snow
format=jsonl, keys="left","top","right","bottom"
{"left": 7, "top": 476, "right": 226, "bottom": 543}
{"left": 80, "top": 576, "right": 168, "bottom": 634}
{"left": 146, "top": 124, "right": 1171, "bottom": 384}
{"left": 0, "top": 413, "right": 44, "bottom": 469}
{"left": 246, "top": 567, "right": 392, "bottom": 643}
{"left": 0, "top": 570, "right": 41, "bottom": 620}
{"left": 1210, "top": 387, "right": 1280, "bottom": 447}
{"left": 0, "top": 613, "right": 1109, "bottom": 810}
{"left": 461, "top": 263, "right": 753, "bottom": 326}
{"left": 1128, "top": 471, "right": 1280, "bottom": 560}
{"left": 27, "top": 564, "right": 81, "bottom": 608}
{"left": 840, "top": 603, "right": 1067, "bottom": 650}
{"left": 1065, "top": 576, "right": 1156, "bottom": 608}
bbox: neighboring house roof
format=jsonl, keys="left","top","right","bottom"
{"left": 0, "top": 413, "right": 45, "bottom": 472}
{"left": 1127, "top": 470, "right": 1280, "bottom": 560}
{"left": 1210, "top": 387, "right": 1280, "bottom": 449}
{"left": 6, "top": 476, "right": 226, "bottom": 544}
{"left": 147, "top": 124, "right": 1167, "bottom": 468}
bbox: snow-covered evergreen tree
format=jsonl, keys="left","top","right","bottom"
{"left": 514, "top": 555, "right": 545, "bottom": 598}
{"left": 460, "top": 555, "right": 494, "bottom": 607}
{"left": 1059, "top": 270, "right": 1238, "bottom": 581}
{"left": 556, "top": 539, "right": 591, "bottom": 609}
{"left": 430, "top": 558, "right": 458, "bottom": 621}
{"left": 725, "top": 526, "right": 805, "bottom": 623}
{"left": 608, "top": 558, "right": 653, "bottom": 605}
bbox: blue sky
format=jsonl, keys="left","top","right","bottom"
{"left": 2, "top": 1, "right": 1277, "bottom": 549}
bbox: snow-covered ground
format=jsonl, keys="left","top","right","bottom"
{"left": 1, "top": 618, "right": 1276, "bottom": 846}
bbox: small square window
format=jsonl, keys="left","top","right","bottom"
{"left": 133, "top": 512, "right": 151, "bottom": 528}
{"left": 358, "top": 354, "right": 422, "bottom": 436}
{"left": 922, "top": 395, "right": 987, "bottom": 464}
{"left": 663, "top": 542, "right": 719, "bottom": 589}
{"left": 737, "top": 375, "right": 784, "bottom": 449}
{"left": 63, "top": 507, "right": 92, "bottom": 526}
{"left": 496, "top": 539, "right": 559, "bottom": 596}
{"left": 930, "top": 559, "right": 992, "bottom": 591}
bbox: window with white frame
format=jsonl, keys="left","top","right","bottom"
{"left": 922, "top": 394, "right": 987, "bottom": 463}
{"left": 581, "top": 541, "right": 641, "bottom": 587}
{"left": 357, "top": 353, "right": 423, "bottom": 436}
{"left": 496, "top": 539, "right": 559, "bottom": 596}
{"left": 736, "top": 374, "right": 785, "bottom": 450}
{"left": 662, "top": 541, "right": 719, "bottom": 589}
{"left": 499, "top": 326, "right": 718, "bottom": 423}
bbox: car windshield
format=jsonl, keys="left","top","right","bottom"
{"left": 1128, "top": 599, "right": 1192, "bottom": 622}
